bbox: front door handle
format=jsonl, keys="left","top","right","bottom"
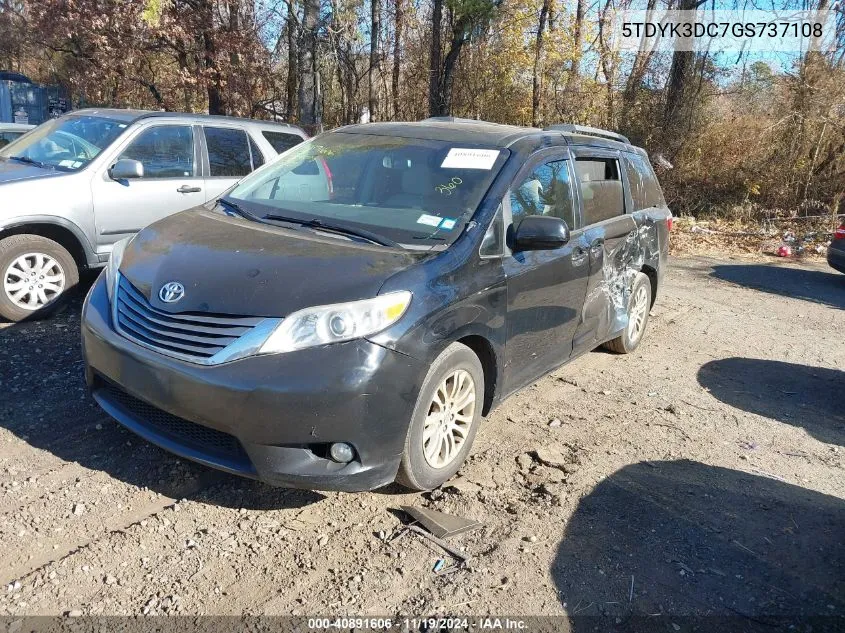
{"left": 177, "top": 185, "right": 202, "bottom": 194}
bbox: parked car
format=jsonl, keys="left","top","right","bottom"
{"left": 0, "top": 122, "right": 34, "bottom": 149}
{"left": 828, "top": 222, "right": 845, "bottom": 273}
{"left": 82, "top": 118, "right": 671, "bottom": 492}
{"left": 0, "top": 109, "right": 307, "bottom": 321}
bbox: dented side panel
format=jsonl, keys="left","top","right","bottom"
{"left": 573, "top": 210, "right": 668, "bottom": 356}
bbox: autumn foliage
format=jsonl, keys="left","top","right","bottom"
{"left": 0, "top": 0, "right": 843, "bottom": 217}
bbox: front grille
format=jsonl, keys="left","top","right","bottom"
{"left": 115, "top": 276, "right": 264, "bottom": 362}
{"left": 98, "top": 380, "right": 248, "bottom": 462}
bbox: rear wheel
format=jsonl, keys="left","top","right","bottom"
{"left": 396, "top": 342, "right": 484, "bottom": 491}
{"left": 603, "top": 271, "right": 652, "bottom": 354}
{"left": 0, "top": 234, "right": 79, "bottom": 322}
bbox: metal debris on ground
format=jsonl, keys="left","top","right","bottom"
{"left": 399, "top": 505, "right": 482, "bottom": 539}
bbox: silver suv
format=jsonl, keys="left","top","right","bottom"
{"left": 0, "top": 109, "right": 306, "bottom": 321}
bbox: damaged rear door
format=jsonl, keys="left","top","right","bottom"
{"left": 570, "top": 149, "right": 642, "bottom": 355}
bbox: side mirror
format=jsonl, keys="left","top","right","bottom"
{"left": 512, "top": 215, "right": 570, "bottom": 251}
{"left": 109, "top": 158, "right": 144, "bottom": 180}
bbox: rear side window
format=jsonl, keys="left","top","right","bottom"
{"left": 262, "top": 131, "right": 303, "bottom": 154}
{"left": 204, "top": 127, "right": 251, "bottom": 177}
{"left": 510, "top": 159, "right": 576, "bottom": 229}
{"left": 623, "top": 153, "right": 665, "bottom": 210}
{"left": 575, "top": 157, "right": 624, "bottom": 225}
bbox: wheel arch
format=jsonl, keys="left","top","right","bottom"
{"left": 0, "top": 220, "right": 95, "bottom": 269}
{"left": 641, "top": 263, "right": 658, "bottom": 307}
{"left": 455, "top": 334, "right": 499, "bottom": 416}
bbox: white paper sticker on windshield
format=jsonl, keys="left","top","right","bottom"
{"left": 441, "top": 148, "right": 500, "bottom": 170}
{"left": 417, "top": 214, "right": 442, "bottom": 227}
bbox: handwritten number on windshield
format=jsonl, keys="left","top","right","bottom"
{"left": 435, "top": 177, "right": 463, "bottom": 196}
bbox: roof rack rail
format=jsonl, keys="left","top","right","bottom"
{"left": 421, "top": 116, "right": 490, "bottom": 124}
{"left": 544, "top": 124, "right": 630, "bottom": 144}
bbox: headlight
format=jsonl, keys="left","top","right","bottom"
{"left": 258, "top": 291, "right": 412, "bottom": 354}
{"left": 105, "top": 237, "right": 131, "bottom": 301}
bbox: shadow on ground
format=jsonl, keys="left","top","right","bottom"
{"left": 0, "top": 276, "right": 322, "bottom": 510}
{"left": 698, "top": 357, "right": 845, "bottom": 446}
{"left": 709, "top": 263, "right": 845, "bottom": 309}
{"left": 553, "top": 460, "right": 845, "bottom": 630}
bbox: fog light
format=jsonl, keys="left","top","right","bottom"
{"left": 329, "top": 442, "right": 354, "bottom": 463}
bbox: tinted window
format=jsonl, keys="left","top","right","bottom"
{"left": 510, "top": 160, "right": 575, "bottom": 228}
{"left": 248, "top": 136, "right": 265, "bottom": 169}
{"left": 575, "top": 157, "right": 624, "bottom": 225}
{"left": 623, "top": 153, "right": 665, "bottom": 210}
{"left": 119, "top": 126, "right": 194, "bottom": 178}
{"left": 204, "top": 127, "right": 251, "bottom": 177}
{"left": 262, "top": 131, "right": 303, "bottom": 154}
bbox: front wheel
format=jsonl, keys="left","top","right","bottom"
{"left": 0, "top": 234, "right": 79, "bottom": 322}
{"left": 396, "top": 342, "right": 485, "bottom": 491}
{"left": 602, "top": 271, "right": 652, "bottom": 354}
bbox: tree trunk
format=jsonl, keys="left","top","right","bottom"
{"left": 369, "top": 0, "right": 381, "bottom": 121}
{"left": 622, "top": 0, "right": 657, "bottom": 115}
{"left": 200, "top": 0, "right": 225, "bottom": 115}
{"left": 661, "top": 0, "right": 705, "bottom": 148}
{"left": 298, "top": 0, "right": 321, "bottom": 134}
{"left": 563, "top": 0, "right": 584, "bottom": 111}
{"left": 531, "top": 0, "right": 550, "bottom": 127}
{"left": 286, "top": 6, "right": 298, "bottom": 121}
{"left": 392, "top": 0, "right": 403, "bottom": 120}
{"left": 428, "top": 0, "right": 443, "bottom": 116}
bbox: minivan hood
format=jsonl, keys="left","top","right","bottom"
{"left": 0, "top": 159, "right": 67, "bottom": 184}
{"left": 119, "top": 206, "right": 424, "bottom": 317}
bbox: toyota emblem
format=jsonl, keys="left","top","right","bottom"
{"left": 159, "top": 281, "right": 185, "bottom": 303}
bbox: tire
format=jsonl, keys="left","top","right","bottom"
{"left": 0, "top": 234, "right": 79, "bottom": 322}
{"left": 396, "top": 342, "right": 485, "bottom": 491}
{"left": 603, "top": 271, "right": 652, "bottom": 354}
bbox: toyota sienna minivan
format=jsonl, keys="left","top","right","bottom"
{"left": 82, "top": 118, "right": 671, "bottom": 491}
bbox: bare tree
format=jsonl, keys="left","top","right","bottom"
{"left": 298, "top": 0, "right": 321, "bottom": 133}
{"left": 531, "top": 0, "right": 551, "bottom": 127}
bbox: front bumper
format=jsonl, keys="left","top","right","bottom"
{"left": 828, "top": 241, "right": 845, "bottom": 273}
{"left": 81, "top": 274, "right": 426, "bottom": 491}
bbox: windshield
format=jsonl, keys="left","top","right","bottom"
{"left": 227, "top": 132, "right": 509, "bottom": 247}
{"left": 0, "top": 115, "right": 128, "bottom": 171}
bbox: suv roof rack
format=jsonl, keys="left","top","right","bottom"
{"left": 544, "top": 124, "right": 630, "bottom": 145}
{"left": 421, "top": 116, "right": 495, "bottom": 125}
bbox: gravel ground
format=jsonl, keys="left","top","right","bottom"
{"left": 0, "top": 256, "right": 843, "bottom": 623}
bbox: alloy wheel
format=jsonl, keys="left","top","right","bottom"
{"left": 422, "top": 369, "right": 476, "bottom": 469}
{"left": 627, "top": 284, "right": 649, "bottom": 341}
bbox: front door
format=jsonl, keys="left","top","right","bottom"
{"left": 503, "top": 152, "right": 590, "bottom": 392}
{"left": 91, "top": 124, "right": 204, "bottom": 245}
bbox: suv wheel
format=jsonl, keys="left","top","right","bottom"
{"left": 0, "top": 234, "right": 79, "bottom": 322}
{"left": 396, "top": 342, "right": 484, "bottom": 491}
{"left": 602, "top": 271, "right": 652, "bottom": 354}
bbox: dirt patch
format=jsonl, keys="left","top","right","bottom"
{"left": 0, "top": 256, "right": 843, "bottom": 620}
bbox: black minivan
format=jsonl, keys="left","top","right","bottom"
{"left": 82, "top": 118, "right": 671, "bottom": 492}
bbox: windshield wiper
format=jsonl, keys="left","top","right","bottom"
{"left": 263, "top": 214, "right": 399, "bottom": 248}
{"left": 218, "top": 197, "right": 258, "bottom": 220}
{"left": 9, "top": 156, "right": 50, "bottom": 169}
